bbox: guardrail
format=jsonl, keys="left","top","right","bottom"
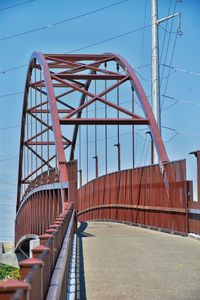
{"left": 0, "top": 202, "right": 76, "bottom": 300}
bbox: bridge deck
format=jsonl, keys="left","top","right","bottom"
{"left": 76, "top": 221, "right": 200, "bottom": 300}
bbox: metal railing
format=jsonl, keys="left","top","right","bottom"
{"left": 0, "top": 202, "right": 76, "bottom": 300}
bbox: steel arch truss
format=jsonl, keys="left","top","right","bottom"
{"left": 17, "top": 52, "right": 169, "bottom": 209}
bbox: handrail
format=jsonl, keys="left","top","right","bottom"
{"left": 0, "top": 203, "right": 76, "bottom": 300}
{"left": 46, "top": 210, "right": 75, "bottom": 300}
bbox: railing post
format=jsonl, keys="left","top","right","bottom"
{"left": 19, "top": 258, "right": 44, "bottom": 300}
{"left": 46, "top": 228, "right": 59, "bottom": 258}
{"left": 39, "top": 233, "right": 55, "bottom": 268}
{"left": 32, "top": 245, "right": 51, "bottom": 299}
{"left": 0, "top": 279, "right": 30, "bottom": 300}
{"left": 49, "top": 224, "right": 62, "bottom": 252}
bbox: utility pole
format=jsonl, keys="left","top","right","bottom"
{"left": 151, "top": 0, "right": 181, "bottom": 164}
{"left": 151, "top": 0, "right": 161, "bottom": 164}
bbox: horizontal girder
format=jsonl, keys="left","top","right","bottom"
{"left": 60, "top": 118, "right": 149, "bottom": 125}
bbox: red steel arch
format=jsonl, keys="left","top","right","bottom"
{"left": 17, "top": 52, "right": 169, "bottom": 212}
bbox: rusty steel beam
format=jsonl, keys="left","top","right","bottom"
{"left": 46, "top": 55, "right": 81, "bottom": 66}
{"left": 31, "top": 83, "right": 73, "bottom": 88}
{"left": 48, "top": 56, "right": 116, "bottom": 76}
{"left": 60, "top": 118, "right": 149, "bottom": 125}
{"left": 25, "top": 144, "right": 53, "bottom": 169}
{"left": 55, "top": 74, "right": 126, "bottom": 80}
{"left": 48, "top": 61, "right": 119, "bottom": 76}
{"left": 28, "top": 99, "right": 48, "bottom": 110}
{"left": 30, "top": 109, "right": 72, "bottom": 114}
{"left": 44, "top": 53, "right": 112, "bottom": 60}
{"left": 26, "top": 141, "right": 70, "bottom": 145}
{"left": 28, "top": 112, "right": 71, "bottom": 144}
{"left": 25, "top": 127, "right": 49, "bottom": 144}
{"left": 58, "top": 77, "right": 140, "bottom": 121}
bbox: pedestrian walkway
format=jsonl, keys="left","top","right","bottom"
{"left": 76, "top": 221, "right": 200, "bottom": 300}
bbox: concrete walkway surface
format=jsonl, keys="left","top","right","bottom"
{"left": 76, "top": 221, "right": 200, "bottom": 300}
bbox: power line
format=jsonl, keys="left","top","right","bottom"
{"left": 0, "top": 0, "right": 128, "bottom": 41}
{"left": 159, "top": 24, "right": 177, "bottom": 34}
{"left": 160, "top": 0, "right": 177, "bottom": 89}
{"left": 0, "top": 124, "right": 20, "bottom": 131}
{"left": 161, "top": 27, "right": 179, "bottom": 110}
{"left": 0, "top": 127, "right": 148, "bottom": 164}
{"left": 0, "top": 65, "right": 27, "bottom": 74}
{"left": 164, "top": 132, "right": 179, "bottom": 143}
{"left": 0, "top": 91, "right": 23, "bottom": 98}
{"left": 140, "top": 0, "right": 148, "bottom": 67}
{"left": 162, "top": 125, "right": 200, "bottom": 138}
{"left": 138, "top": 63, "right": 200, "bottom": 81}
{"left": 0, "top": 24, "right": 150, "bottom": 75}
{"left": 137, "top": 63, "right": 151, "bottom": 69}
{"left": 162, "top": 64, "right": 200, "bottom": 78}
{"left": 0, "top": 0, "right": 34, "bottom": 11}
{"left": 0, "top": 66, "right": 148, "bottom": 98}
{"left": 0, "top": 94, "right": 145, "bottom": 132}
{"left": 162, "top": 95, "right": 200, "bottom": 110}
{"left": 2, "top": 123, "right": 200, "bottom": 165}
{"left": 160, "top": 0, "right": 172, "bottom": 62}
{"left": 134, "top": 70, "right": 149, "bottom": 82}
{"left": 68, "top": 25, "right": 150, "bottom": 53}
{"left": 0, "top": 157, "right": 18, "bottom": 162}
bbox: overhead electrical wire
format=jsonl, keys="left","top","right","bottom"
{"left": 1, "top": 124, "right": 200, "bottom": 165}
{"left": 160, "top": 0, "right": 172, "bottom": 62}
{"left": 159, "top": 24, "right": 177, "bottom": 35}
{"left": 161, "top": 29, "right": 178, "bottom": 110}
{"left": 162, "top": 95, "right": 200, "bottom": 110}
{"left": 0, "top": 0, "right": 128, "bottom": 41}
{"left": 0, "top": 124, "right": 21, "bottom": 131}
{"left": 0, "top": 128, "right": 148, "bottom": 164}
{"left": 0, "top": 1, "right": 196, "bottom": 174}
{"left": 0, "top": 156, "right": 18, "bottom": 162}
{"left": 5, "top": 123, "right": 189, "bottom": 167}
{"left": 162, "top": 64, "right": 200, "bottom": 78}
{"left": 162, "top": 125, "right": 200, "bottom": 138}
{"left": 0, "top": 23, "right": 150, "bottom": 75}
{"left": 137, "top": 63, "right": 200, "bottom": 79}
{"left": 0, "top": 91, "right": 23, "bottom": 97}
{"left": 0, "top": 95, "right": 146, "bottom": 132}
{"left": 66, "top": 26, "right": 150, "bottom": 53}
{"left": 160, "top": 0, "right": 177, "bottom": 89}
{"left": 0, "top": 0, "right": 35, "bottom": 11}
{"left": 140, "top": 0, "right": 148, "bottom": 68}
{"left": 0, "top": 65, "right": 27, "bottom": 74}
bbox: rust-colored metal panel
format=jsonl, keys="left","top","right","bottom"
{"left": 77, "top": 161, "right": 189, "bottom": 234}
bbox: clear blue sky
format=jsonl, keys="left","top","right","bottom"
{"left": 0, "top": 0, "right": 200, "bottom": 241}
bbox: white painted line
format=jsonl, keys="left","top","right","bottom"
{"left": 188, "top": 233, "right": 200, "bottom": 241}
{"left": 67, "top": 234, "right": 77, "bottom": 300}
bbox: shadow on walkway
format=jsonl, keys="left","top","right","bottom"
{"left": 76, "top": 222, "right": 95, "bottom": 300}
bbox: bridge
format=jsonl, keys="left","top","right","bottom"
{"left": 0, "top": 52, "right": 200, "bottom": 299}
